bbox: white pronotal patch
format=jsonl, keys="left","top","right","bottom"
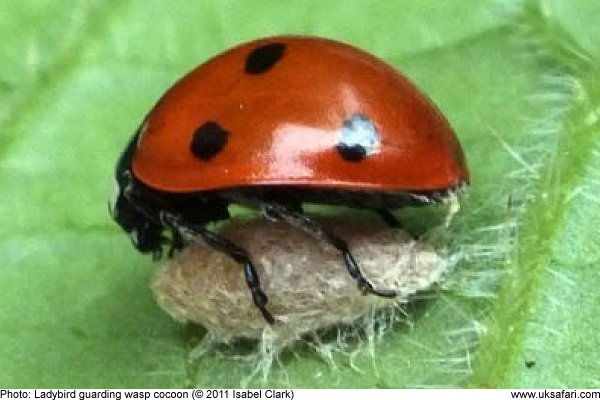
{"left": 108, "top": 178, "right": 120, "bottom": 218}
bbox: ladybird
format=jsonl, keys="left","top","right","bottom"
{"left": 109, "top": 35, "right": 469, "bottom": 324}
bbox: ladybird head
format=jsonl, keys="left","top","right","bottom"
{"left": 110, "top": 132, "right": 164, "bottom": 257}
{"left": 109, "top": 181, "right": 164, "bottom": 257}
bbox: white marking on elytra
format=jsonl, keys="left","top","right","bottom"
{"left": 338, "top": 114, "right": 380, "bottom": 155}
{"left": 109, "top": 178, "right": 120, "bottom": 218}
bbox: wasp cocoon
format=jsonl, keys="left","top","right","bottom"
{"left": 152, "top": 217, "right": 447, "bottom": 342}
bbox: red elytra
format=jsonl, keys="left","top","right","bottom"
{"left": 132, "top": 35, "right": 469, "bottom": 193}
{"left": 111, "top": 35, "right": 470, "bottom": 324}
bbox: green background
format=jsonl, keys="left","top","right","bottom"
{"left": 1, "top": 0, "right": 599, "bottom": 388}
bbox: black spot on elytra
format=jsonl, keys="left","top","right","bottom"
{"left": 190, "top": 121, "right": 229, "bottom": 160}
{"left": 335, "top": 143, "right": 367, "bottom": 162}
{"left": 245, "top": 43, "right": 285, "bottom": 74}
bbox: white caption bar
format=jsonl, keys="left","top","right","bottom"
{"left": 1, "top": 389, "right": 599, "bottom": 400}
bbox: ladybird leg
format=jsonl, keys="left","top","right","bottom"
{"left": 375, "top": 209, "right": 403, "bottom": 229}
{"left": 262, "top": 203, "right": 397, "bottom": 298}
{"left": 194, "top": 229, "right": 275, "bottom": 324}
{"left": 375, "top": 209, "right": 420, "bottom": 239}
{"left": 160, "top": 213, "right": 275, "bottom": 324}
{"left": 167, "top": 228, "right": 185, "bottom": 258}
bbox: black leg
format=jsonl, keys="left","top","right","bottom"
{"left": 167, "top": 227, "right": 185, "bottom": 258}
{"left": 375, "top": 209, "right": 419, "bottom": 240}
{"left": 161, "top": 213, "right": 275, "bottom": 324}
{"left": 376, "top": 209, "right": 403, "bottom": 229}
{"left": 263, "top": 203, "right": 397, "bottom": 298}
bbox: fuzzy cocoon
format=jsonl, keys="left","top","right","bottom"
{"left": 152, "top": 216, "right": 447, "bottom": 342}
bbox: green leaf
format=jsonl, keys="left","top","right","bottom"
{"left": 470, "top": 1, "right": 600, "bottom": 387}
{"left": 1, "top": 0, "right": 598, "bottom": 388}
